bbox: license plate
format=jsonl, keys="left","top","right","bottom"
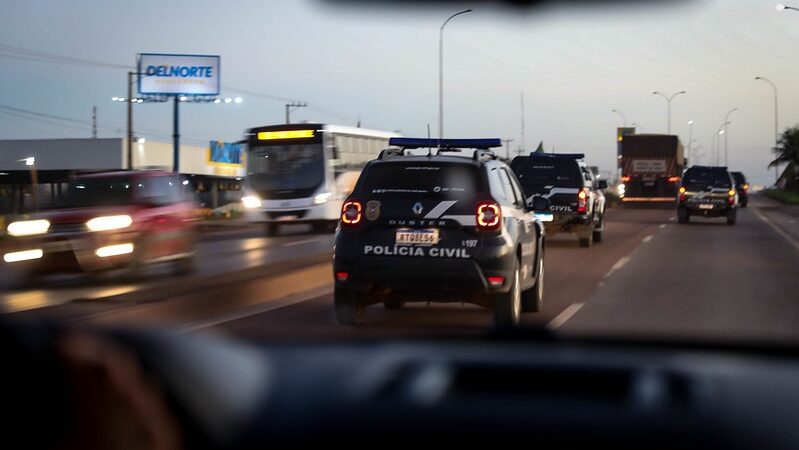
{"left": 644, "top": 181, "right": 655, "bottom": 187}
{"left": 698, "top": 203, "right": 714, "bottom": 210}
{"left": 395, "top": 228, "right": 439, "bottom": 245}
{"left": 535, "top": 212, "right": 554, "bottom": 222}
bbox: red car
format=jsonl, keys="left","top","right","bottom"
{"left": 2, "top": 171, "right": 198, "bottom": 282}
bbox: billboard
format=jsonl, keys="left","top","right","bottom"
{"left": 138, "top": 53, "right": 220, "bottom": 96}
{"left": 208, "top": 141, "right": 243, "bottom": 165}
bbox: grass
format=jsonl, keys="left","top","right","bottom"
{"left": 762, "top": 188, "right": 799, "bottom": 205}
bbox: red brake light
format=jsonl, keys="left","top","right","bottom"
{"left": 335, "top": 271, "right": 349, "bottom": 282}
{"left": 341, "top": 200, "right": 363, "bottom": 226}
{"left": 728, "top": 189, "right": 736, "bottom": 205}
{"left": 476, "top": 201, "right": 501, "bottom": 231}
{"left": 622, "top": 176, "right": 631, "bottom": 182}
{"left": 668, "top": 176, "right": 680, "bottom": 183}
{"left": 679, "top": 186, "right": 687, "bottom": 203}
{"left": 577, "top": 189, "right": 588, "bottom": 214}
{"left": 487, "top": 276, "right": 505, "bottom": 286}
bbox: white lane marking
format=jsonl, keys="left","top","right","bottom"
{"left": 668, "top": 216, "right": 676, "bottom": 222}
{"left": 642, "top": 235, "right": 653, "bottom": 243}
{"left": 547, "top": 303, "right": 584, "bottom": 329}
{"left": 659, "top": 224, "right": 667, "bottom": 229}
{"left": 284, "top": 238, "right": 321, "bottom": 247}
{"left": 179, "top": 285, "right": 333, "bottom": 333}
{"left": 753, "top": 207, "right": 799, "bottom": 253}
{"left": 423, "top": 200, "right": 458, "bottom": 219}
{"left": 603, "top": 256, "right": 631, "bottom": 279}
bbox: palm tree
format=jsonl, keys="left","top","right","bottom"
{"left": 771, "top": 126, "right": 799, "bottom": 192}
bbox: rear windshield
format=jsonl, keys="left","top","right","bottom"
{"left": 360, "top": 162, "right": 482, "bottom": 198}
{"left": 683, "top": 169, "right": 731, "bottom": 189}
{"left": 510, "top": 156, "right": 582, "bottom": 193}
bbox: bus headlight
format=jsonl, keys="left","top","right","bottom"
{"left": 7, "top": 219, "right": 50, "bottom": 237}
{"left": 314, "top": 192, "right": 333, "bottom": 205}
{"left": 242, "top": 196, "right": 262, "bottom": 209}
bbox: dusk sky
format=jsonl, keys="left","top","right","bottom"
{"left": 1, "top": 0, "right": 798, "bottom": 185}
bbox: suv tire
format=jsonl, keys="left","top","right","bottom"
{"left": 678, "top": 209, "right": 690, "bottom": 224}
{"left": 521, "top": 256, "right": 544, "bottom": 312}
{"left": 492, "top": 261, "right": 521, "bottom": 328}
{"left": 334, "top": 287, "right": 363, "bottom": 325}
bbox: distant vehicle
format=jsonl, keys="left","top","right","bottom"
{"left": 1, "top": 171, "right": 198, "bottom": 284}
{"left": 333, "top": 138, "right": 549, "bottom": 327}
{"left": 510, "top": 152, "right": 607, "bottom": 247}
{"left": 619, "top": 134, "right": 685, "bottom": 205}
{"left": 677, "top": 166, "right": 738, "bottom": 225}
{"left": 241, "top": 123, "right": 399, "bottom": 236}
{"left": 731, "top": 171, "right": 749, "bottom": 208}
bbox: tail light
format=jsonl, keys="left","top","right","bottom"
{"left": 577, "top": 189, "right": 588, "bottom": 214}
{"left": 487, "top": 276, "right": 505, "bottom": 286}
{"left": 667, "top": 176, "right": 680, "bottom": 183}
{"left": 341, "top": 200, "right": 363, "bottom": 226}
{"left": 728, "top": 189, "right": 736, "bottom": 205}
{"left": 622, "top": 176, "right": 631, "bottom": 182}
{"left": 679, "top": 186, "right": 687, "bottom": 203}
{"left": 335, "top": 271, "right": 349, "bottom": 282}
{"left": 743, "top": 183, "right": 750, "bottom": 192}
{"left": 476, "top": 201, "right": 501, "bottom": 232}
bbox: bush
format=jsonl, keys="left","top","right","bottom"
{"left": 762, "top": 188, "right": 799, "bottom": 205}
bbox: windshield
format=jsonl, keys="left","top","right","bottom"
{"left": 247, "top": 144, "right": 324, "bottom": 192}
{"left": 6, "top": 3, "right": 799, "bottom": 436}
{"left": 59, "top": 177, "right": 133, "bottom": 208}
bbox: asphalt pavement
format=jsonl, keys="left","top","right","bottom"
{"left": 5, "top": 194, "right": 799, "bottom": 347}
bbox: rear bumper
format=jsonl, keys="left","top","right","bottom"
{"left": 679, "top": 203, "right": 735, "bottom": 217}
{"left": 544, "top": 213, "right": 592, "bottom": 235}
{"left": 243, "top": 201, "right": 340, "bottom": 224}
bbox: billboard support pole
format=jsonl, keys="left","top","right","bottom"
{"left": 173, "top": 96, "right": 180, "bottom": 173}
{"left": 127, "top": 71, "right": 133, "bottom": 170}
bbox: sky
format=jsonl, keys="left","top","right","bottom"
{"left": 1, "top": 0, "right": 798, "bottom": 186}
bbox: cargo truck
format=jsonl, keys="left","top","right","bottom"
{"left": 619, "top": 134, "right": 685, "bottom": 205}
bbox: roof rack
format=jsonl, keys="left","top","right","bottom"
{"left": 388, "top": 137, "right": 502, "bottom": 149}
{"left": 529, "top": 152, "right": 585, "bottom": 159}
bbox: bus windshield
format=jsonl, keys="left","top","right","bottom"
{"left": 247, "top": 144, "right": 324, "bottom": 192}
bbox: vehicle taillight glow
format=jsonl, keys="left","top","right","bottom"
{"left": 341, "top": 201, "right": 363, "bottom": 226}
{"left": 668, "top": 176, "right": 680, "bottom": 183}
{"left": 743, "top": 183, "right": 750, "bottom": 191}
{"left": 487, "top": 276, "right": 505, "bottom": 286}
{"left": 679, "top": 186, "right": 687, "bottom": 203}
{"left": 728, "top": 189, "right": 736, "bottom": 205}
{"left": 622, "top": 176, "right": 631, "bottom": 182}
{"left": 577, "top": 189, "right": 587, "bottom": 214}
{"left": 476, "top": 201, "right": 501, "bottom": 231}
{"left": 335, "top": 271, "right": 349, "bottom": 282}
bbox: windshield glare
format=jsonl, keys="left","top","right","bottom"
{"left": 60, "top": 178, "right": 133, "bottom": 208}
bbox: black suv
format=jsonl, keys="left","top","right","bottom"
{"left": 731, "top": 171, "right": 749, "bottom": 208}
{"left": 333, "top": 138, "right": 548, "bottom": 328}
{"left": 677, "top": 166, "right": 738, "bottom": 225}
{"left": 510, "top": 152, "right": 607, "bottom": 247}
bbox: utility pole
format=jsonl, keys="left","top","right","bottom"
{"left": 502, "top": 139, "right": 514, "bottom": 161}
{"left": 520, "top": 91, "right": 526, "bottom": 151}
{"left": 92, "top": 106, "right": 97, "bottom": 138}
{"left": 173, "top": 96, "right": 180, "bottom": 173}
{"left": 285, "top": 101, "right": 307, "bottom": 124}
{"left": 127, "top": 71, "right": 133, "bottom": 169}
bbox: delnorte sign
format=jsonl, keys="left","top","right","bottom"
{"left": 138, "top": 53, "right": 220, "bottom": 96}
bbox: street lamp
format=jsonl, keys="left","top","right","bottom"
{"left": 611, "top": 109, "right": 627, "bottom": 127}
{"left": 687, "top": 120, "right": 694, "bottom": 161}
{"left": 777, "top": 3, "right": 799, "bottom": 11}
{"left": 712, "top": 122, "right": 730, "bottom": 166}
{"left": 439, "top": 9, "right": 472, "bottom": 141}
{"left": 723, "top": 107, "right": 738, "bottom": 167}
{"left": 652, "top": 90, "right": 686, "bottom": 134}
{"left": 755, "top": 76, "right": 780, "bottom": 183}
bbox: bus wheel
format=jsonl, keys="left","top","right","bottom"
{"left": 265, "top": 223, "right": 280, "bottom": 237}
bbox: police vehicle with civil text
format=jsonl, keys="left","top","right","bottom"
{"left": 333, "top": 138, "right": 550, "bottom": 327}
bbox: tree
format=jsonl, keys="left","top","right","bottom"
{"left": 771, "top": 126, "right": 799, "bottom": 192}
{"left": 534, "top": 141, "right": 545, "bottom": 153}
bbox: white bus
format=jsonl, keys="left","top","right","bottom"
{"left": 241, "top": 123, "right": 399, "bottom": 235}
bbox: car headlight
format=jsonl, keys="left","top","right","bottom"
{"left": 7, "top": 219, "right": 50, "bottom": 237}
{"left": 242, "top": 195, "right": 262, "bottom": 209}
{"left": 314, "top": 192, "right": 333, "bottom": 205}
{"left": 86, "top": 215, "right": 133, "bottom": 232}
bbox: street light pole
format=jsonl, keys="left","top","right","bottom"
{"left": 687, "top": 120, "right": 694, "bottom": 162}
{"left": 652, "top": 90, "right": 686, "bottom": 134}
{"left": 612, "top": 109, "right": 627, "bottom": 127}
{"left": 755, "top": 76, "right": 780, "bottom": 183}
{"left": 723, "top": 107, "right": 738, "bottom": 167}
{"left": 439, "top": 9, "right": 472, "bottom": 141}
{"left": 127, "top": 71, "right": 133, "bottom": 169}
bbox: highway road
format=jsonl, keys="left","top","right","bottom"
{"left": 5, "top": 194, "right": 799, "bottom": 345}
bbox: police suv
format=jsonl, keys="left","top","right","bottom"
{"left": 333, "top": 138, "right": 549, "bottom": 327}
{"left": 510, "top": 153, "right": 607, "bottom": 247}
{"left": 677, "top": 166, "right": 738, "bottom": 225}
